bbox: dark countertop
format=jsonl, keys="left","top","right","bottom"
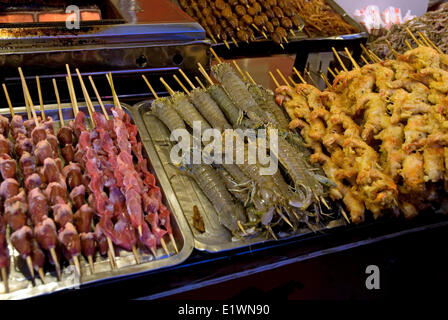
{"left": 35, "top": 215, "right": 448, "bottom": 300}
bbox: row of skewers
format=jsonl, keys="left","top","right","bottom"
{"left": 140, "top": 49, "right": 337, "bottom": 240}
{"left": 0, "top": 66, "right": 177, "bottom": 294}
{"left": 274, "top": 29, "right": 448, "bottom": 223}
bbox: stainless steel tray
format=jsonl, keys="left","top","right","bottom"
{"left": 0, "top": 101, "right": 194, "bottom": 300}
{"left": 131, "top": 100, "right": 345, "bottom": 253}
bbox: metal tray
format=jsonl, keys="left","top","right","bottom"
{"left": 0, "top": 101, "right": 194, "bottom": 300}
{"left": 131, "top": 100, "right": 345, "bottom": 253}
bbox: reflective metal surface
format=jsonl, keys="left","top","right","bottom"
{"left": 132, "top": 100, "right": 345, "bottom": 253}
{"left": 0, "top": 101, "right": 194, "bottom": 300}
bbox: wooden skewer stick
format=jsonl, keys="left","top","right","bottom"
{"left": 293, "top": 67, "right": 307, "bottom": 84}
{"left": 66, "top": 64, "right": 79, "bottom": 115}
{"left": 160, "top": 77, "right": 175, "bottom": 97}
{"left": 304, "top": 67, "right": 318, "bottom": 87}
{"left": 360, "top": 44, "right": 376, "bottom": 63}
{"left": 320, "top": 72, "right": 331, "bottom": 88}
{"left": 368, "top": 49, "right": 382, "bottom": 62}
{"left": 195, "top": 76, "right": 206, "bottom": 90}
{"left": 280, "top": 43, "right": 285, "bottom": 50}
{"left": 417, "top": 31, "right": 431, "bottom": 48}
{"left": 18, "top": 68, "right": 39, "bottom": 125}
{"left": 238, "top": 221, "right": 247, "bottom": 236}
{"left": 276, "top": 208, "right": 294, "bottom": 229}
{"left": 197, "top": 62, "right": 214, "bottom": 86}
{"left": 269, "top": 71, "right": 280, "bottom": 88}
{"left": 288, "top": 76, "right": 297, "bottom": 86}
{"left": 290, "top": 29, "right": 295, "bottom": 37}
{"left": 66, "top": 76, "right": 76, "bottom": 116}
{"left": 232, "top": 60, "right": 247, "bottom": 81}
{"left": 87, "top": 256, "right": 94, "bottom": 274}
{"left": 283, "top": 37, "right": 289, "bottom": 44}
{"left": 142, "top": 75, "right": 159, "bottom": 99}
{"left": 418, "top": 31, "right": 442, "bottom": 54}
{"left": 344, "top": 47, "right": 360, "bottom": 69}
{"left": 2, "top": 83, "right": 14, "bottom": 116}
{"left": 52, "top": 79, "right": 64, "bottom": 127}
{"left": 106, "top": 73, "right": 122, "bottom": 110}
{"left": 231, "top": 37, "right": 239, "bottom": 48}
{"left": 132, "top": 245, "right": 141, "bottom": 264}
{"left": 106, "top": 237, "right": 117, "bottom": 269}
{"left": 209, "top": 47, "right": 222, "bottom": 63}
{"left": 75, "top": 69, "right": 95, "bottom": 122}
{"left": 38, "top": 268, "right": 45, "bottom": 284}
{"left": 206, "top": 29, "right": 218, "bottom": 44}
{"left": 360, "top": 55, "right": 370, "bottom": 65}
{"left": 327, "top": 67, "right": 337, "bottom": 78}
{"left": 26, "top": 256, "right": 35, "bottom": 279}
{"left": 73, "top": 255, "right": 81, "bottom": 277}
{"left": 160, "top": 237, "right": 170, "bottom": 256}
{"left": 276, "top": 69, "right": 291, "bottom": 87}
{"left": 334, "top": 68, "right": 340, "bottom": 75}
{"left": 245, "top": 71, "right": 257, "bottom": 85}
{"left": 50, "top": 247, "right": 61, "bottom": 280}
{"left": 169, "top": 234, "right": 179, "bottom": 254}
{"left": 267, "top": 225, "right": 278, "bottom": 240}
{"left": 385, "top": 40, "right": 399, "bottom": 58}
{"left": 88, "top": 76, "right": 110, "bottom": 121}
{"left": 331, "top": 47, "right": 348, "bottom": 72}
{"left": 405, "top": 27, "right": 423, "bottom": 47}
{"left": 179, "top": 69, "right": 196, "bottom": 90}
{"left": 36, "top": 76, "right": 46, "bottom": 119}
{"left": 223, "top": 39, "right": 231, "bottom": 50}
{"left": 173, "top": 74, "right": 190, "bottom": 95}
{"left": 150, "top": 247, "right": 157, "bottom": 258}
{"left": 405, "top": 40, "right": 413, "bottom": 50}
{"left": 1, "top": 267, "right": 8, "bottom": 293}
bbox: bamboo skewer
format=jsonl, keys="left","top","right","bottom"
{"left": 327, "top": 67, "right": 337, "bottom": 78}
{"left": 1, "top": 266, "right": 8, "bottom": 293}
{"left": 35, "top": 76, "right": 46, "bottom": 119}
{"left": 210, "top": 48, "right": 222, "bottom": 63}
{"left": 223, "top": 39, "right": 230, "bottom": 50}
{"left": 288, "top": 76, "right": 297, "bottom": 86}
{"left": 73, "top": 255, "right": 81, "bottom": 277}
{"left": 368, "top": 49, "right": 382, "bottom": 62}
{"left": 106, "top": 237, "right": 117, "bottom": 269}
{"left": 418, "top": 31, "right": 443, "bottom": 54}
{"left": 320, "top": 72, "right": 331, "bottom": 88}
{"left": 106, "top": 73, "right": 121, "bottom": 110}
{"left": 406, "top": 27, "right": 422, "bottom": 47}
{"left": 2, "top": 83, "right": 14, "bottom": 116}
{"left": 276, "top": 69, "right": 291, "bottom": 87}
{"left": 25, "top": 256, "right": 35, "bottom": 279}
{"left": 344, "top": 47, "right": 360, "bottom": 69}
{"left": 50, "top": 248, "right": 61, "bottom": 280}
{"left": 232, "top": 60, "right": 247, "bottom": 81}
{"left": 269, "top": 71, "right": 280, "bottom": 88}
{"left": 197, "top": 63, "right": 214, "bottom": 86}
{"left": 334, "top": 68, "right": 340, "bottom": 75}
{"left": 75, "top": 69, "right": 95, "bottom": 123}
{"left": 206, "top": 29, "right": 218, "bottom": 44}
{"left": 160, "top": 237, "right": 170, "bottom": 256}
{"left": 179, "top": 69, "right": 196, "bottom": 90}
{"left": 173, "top": 75, "right": 190, "bottom": 95}
{"left": 385, "top": 40, "right": 399, "bottom": 58}
{"left": 132, "top": 245, "right": 141, "bottom": 264}
{"left": 246, "top": 71, "right": 257, "bottom": 85}
{"left": 142, "top": 75, "right": 159, "bottom": 99}
{"left": 169, "top": 234, "right": 178, "bottom": 254}
{"left": 360, "top": 44, "right": 376, "bottom": 63}
{"left": 304, "top": 67, "right": 318, "bottom": 87}
{"left": 38, "top": 268, "right": 45, "bottom": 284}
{"left": 52, "top": 79, "right": 64, "bottom": 127}
{"left": 87, "top": 256, "right": 94, "bottom": 274}
{"left": 231, "top": 37, "right": 239, "bottom": 47}
{"left": 238, "top": 221, "right": 247, "bottom": 236}
{"left": 160, "top": 78, "right": 175, "bottom": 96}
{"left": 331, "top": 47, "right": 348, "bottom": 72}
{"left": 88, "top": 76, "right": 109, "bottom": 121}
{"left": 293, "top": 67, "right": 307, "bottom": 84}
{"left": 18, "top": 68, "right": 39, "bottom": 125}
{"left": 66, "top": 65, "right": 79, "bottom": 115}
{"left": 195, "top": 76, "right": 206, "bottom": 90}
{"left": 405, "top": 40, "right": 413, "bottom": 50}
{"left": 360, "top": 55, "right": 370, "bottom": 66}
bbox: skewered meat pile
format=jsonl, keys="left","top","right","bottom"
{"left": 370, "top": 7, "right": 448, "bottom": 60}
{"left": 150, "top": 63, "right": 337, "bottom": 240}
{"left": 0, "top": 92, "right": 176, "bottom": 292}
{"left": 178, "top": 0, "right": 306, "bottom": 46}
{"left": 276, "top": 45, "right": 448, "bottom": 223}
